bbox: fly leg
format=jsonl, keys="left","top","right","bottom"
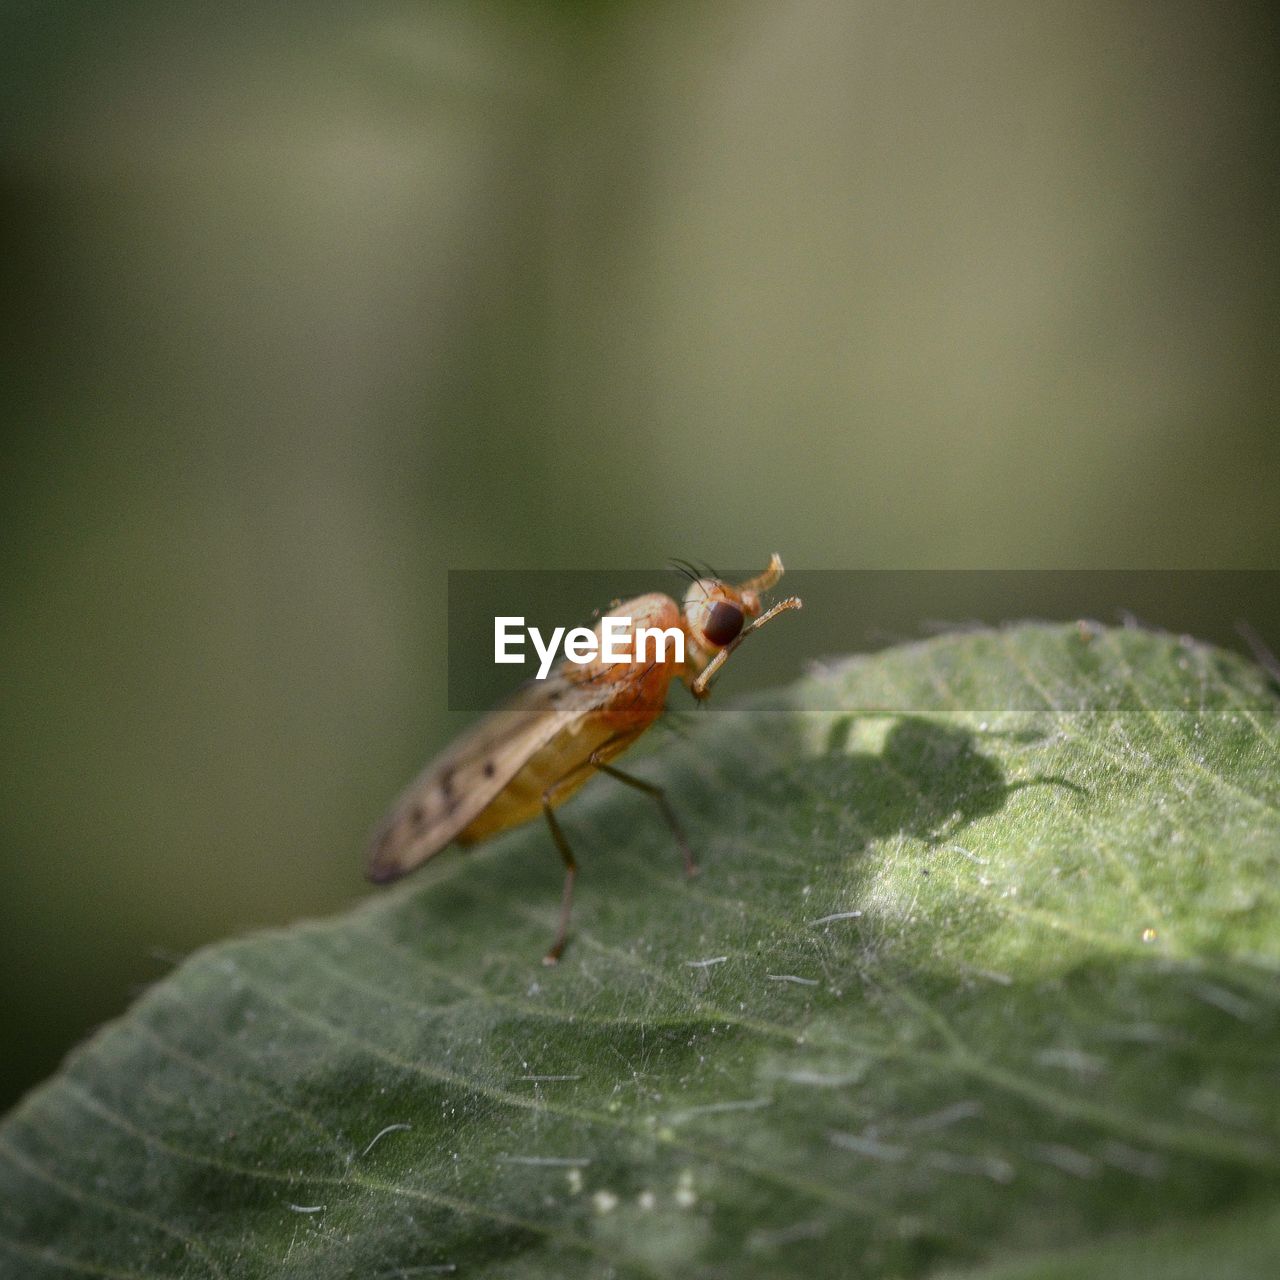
{"left": 538, "top": 735, "right": 695, "bottom": 965}
{"left": 539, "top": 752, "right": 611, "bottom": 964}
{"left": 540, "top": 798, "right": 579, "bottom": 966}
{"left": 690, "top": 595, "right": 803, "bottom": 699}
{"left": 591, "top": 746, "right": 698, "bottom": 879}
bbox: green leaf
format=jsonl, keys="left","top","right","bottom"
{"left": 3, "top": 623, "right": 1279, "bottom": 1279}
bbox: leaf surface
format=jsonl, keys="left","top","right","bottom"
{"left": 3, "top": 624, "right": 1279, "bottom": 1278}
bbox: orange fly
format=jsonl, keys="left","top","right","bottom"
{"left": 366, "top": 555, "right": 802, "bottom": 963}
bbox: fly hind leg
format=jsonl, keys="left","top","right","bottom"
{"left": 538, "top": 739, "right": 696, "bottom": 966}
{"left": 540, "top": 799, "right": 578, "bottom": 966}
{"left": 537, "top": 753, "right": 604, "bottom": 966}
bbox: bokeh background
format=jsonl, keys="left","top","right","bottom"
{"left": 2, "top": 1, "right": 1277, "bottom": 1112}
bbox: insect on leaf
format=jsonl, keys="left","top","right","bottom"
{"left": 2, "top": 624, "right": 1279, "bottom": 1279}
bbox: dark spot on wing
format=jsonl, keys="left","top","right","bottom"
{"left": 440, "top": 767, "right": 458, "bottom": 811}
{"left": 409, "top": 804, "right": 426, "bottom": 832}
{"left": 366, "top": 821, "right": 403, "bottom": 883}
{"left": 484, "top": 760, "right": 496, "bottom": 777}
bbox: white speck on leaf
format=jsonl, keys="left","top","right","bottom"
{"left": 808, "top": 911, "right": 863, "bottom": 925}
{"left": 358, "top": 1123, "right": 412, "bottom": 1160}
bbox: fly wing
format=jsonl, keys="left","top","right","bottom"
{"left": 365, "top": 671, "right": 610, "bottom": 883}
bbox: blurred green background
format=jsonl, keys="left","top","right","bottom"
{"left": 1, "top": 1, "right": 1277, "bottom": 1112}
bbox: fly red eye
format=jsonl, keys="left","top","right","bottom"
{"left": 704, "top": 601, "right": 744, "bottom": 647}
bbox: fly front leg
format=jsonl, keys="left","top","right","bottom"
{"left": 690, "top": 595, "right": 803, "bottom": 699}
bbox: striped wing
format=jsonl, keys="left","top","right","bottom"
{"left": 365, "top": 672, "right": 612, "bottom": 883}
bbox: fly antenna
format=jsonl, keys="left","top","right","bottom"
{"left": 735, "top": 553, "right": 785, "bottom": 596}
